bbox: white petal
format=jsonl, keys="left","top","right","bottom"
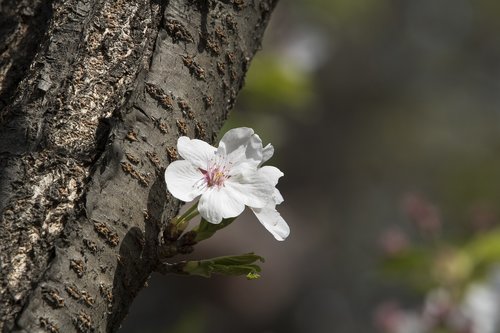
{"left": 219, "top": 127, "right": 254, "bottom": 153}
{"left": 273, "top": 188, "right": 284, "bottom": 205}
{"left": 261, "top": 143, "right": 274, "bottom": 165}
{"left": 225, "top": 172, "right": 274, "bottom": 209}
{"left": 228, "top": 159, "right": 258, "bottom": 177}
{"left": 218, "top": 127, "right": 263, "bottom": 167}
{"left": 177, "top": 136, "right": 216, "bottom": 169}
{"left": 252, "top": 206, "right": 290, "bottom": 241}
{"left": 164, "top": 160, "right": 204, "bottom": 202}
{"left": 258, "top": 165, "right": 283, "bottom": 186}
{"left": 198, "top": 187, "right": 245, "bottom": 224}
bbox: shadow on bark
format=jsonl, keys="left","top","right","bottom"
{"left": 108, "top": 174, "right": 168, "bottom": 331}
{"left": 0, "top": 0, "right": 52, "bottom": 111}
{"left": 108, "top": 226, "right": 147, "bottom": 331}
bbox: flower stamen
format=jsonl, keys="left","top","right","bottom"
{"left": 199, "top": 155, "right": 230, "bottom": 189}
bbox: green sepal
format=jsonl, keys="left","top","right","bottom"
{"left": 192, "top": 218, "right": 235, "bottom": 242}
{"left": 183, "top": 253, "right": 265, "bottom": 280}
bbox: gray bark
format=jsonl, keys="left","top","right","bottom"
{"left": 0, "top": 0, "right": 278, "bottom": 331}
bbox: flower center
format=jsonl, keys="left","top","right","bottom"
{"left": 200, "top": 155, "right": 230, "bottom": 189}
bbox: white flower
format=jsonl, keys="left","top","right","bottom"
{"left": 461, "top": 267, "right": 500, "bottom": 333}
{"left": 164, "top": 127, "right": 290, "bottom": 240}
{"left": 250, "top": 144, "right": 290, "bottom": 241}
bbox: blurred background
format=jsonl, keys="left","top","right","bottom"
{"left": 121, "top": 1, "right": 500, "bottom": 332}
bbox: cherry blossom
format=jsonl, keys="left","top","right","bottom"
{"left": 164, "top": 127, "right": 290, "bottom": 240}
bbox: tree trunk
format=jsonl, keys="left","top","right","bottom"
{"left": 0, "top": 0, "right": 278, "bottom": 331}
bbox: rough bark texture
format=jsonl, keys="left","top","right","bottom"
{"left": 0, "top": 0, "right": 278, "bottom": 331}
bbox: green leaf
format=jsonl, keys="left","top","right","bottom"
{"left": 193, "top": 218, "right": 235, "bottom": 242}
{"left": 243, "top": 55, "right": 313, "bottom": 110}
{"left": 183, "top": 253, "right": 265, "bottom": 280}
{"left": 380, "top": 248, "right": 435, "bottom": 291}
{"left": 246, "top": 272, "right": 261, "bottom": 280}
{"left": 462, "top": 228, "right": 500, "bottom": 280}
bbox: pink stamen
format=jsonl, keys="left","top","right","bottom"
{"left": 199, "top": 155, "right": 230, "bottom": 188}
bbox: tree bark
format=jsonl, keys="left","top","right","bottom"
{"left": 0, "top": 0, "right": 278, "bottom": 331}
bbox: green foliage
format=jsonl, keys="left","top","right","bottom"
{"left": 193, "top": 218, "right": 235, "bottom": 243}
{"left": 242, "top": 55, "right": 312, "bottom": 109}
{"left": 382, "top": 228, "right": 500, "bottom": 298}
{"left": 463, "top": 229, "right": 500, "bottom": 280}
{"left": 381, "top": 248, "right": 434, "bottom": 292}
{"left": 183, "top": 253, "right": 265, "bottom": 280}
